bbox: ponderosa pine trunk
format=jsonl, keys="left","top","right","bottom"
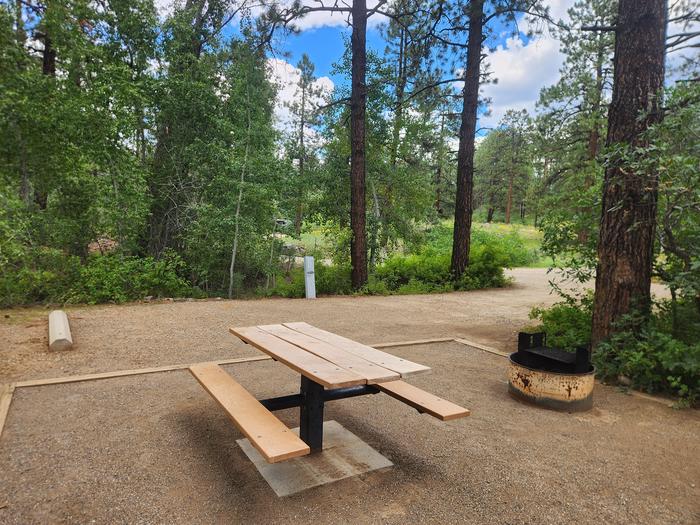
{"left": 591, "top": 0, "right": 667, "bottom": 346}
{"left": 450, "top": 0, "right": 483, "bottom": 279}
{"left": 295, "top": 74, "right": 307, "bottom": 237}
{"left": 350, "top": 0, "right": 368, "bottom": 289}
{"left": 578, "top": 30, "right": 607, "bottom": 244}
{"left": 505, "top": 173, "right": 514, "bottom": 224}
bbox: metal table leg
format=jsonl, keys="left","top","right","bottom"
{"left": 299, "top": 376, "right": 324, "bottom": 451}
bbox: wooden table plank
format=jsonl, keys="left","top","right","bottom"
{"left": 190, "top": 363, "right": 310, "bottom": 463}
{"left": 230, "top": 326, "right": 366, "bottom": 388}
{"left": 258, "top": 324, "right": 400, "bottom": 384}
{"left": 283, "top": 322, "right": 431, "bottom": 377}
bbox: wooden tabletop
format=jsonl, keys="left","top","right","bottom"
{"left": 230, "top": 322, "right": 431, "bottom": 389}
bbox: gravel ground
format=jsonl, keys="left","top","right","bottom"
{"left": 1, "top": 268, "right": 694, "bottom": 524}
{"left": 0, "top": 268, "right": 669, "bottom": 382}
{"left": 1, "top": 343, "right": 698, "bottom": 524}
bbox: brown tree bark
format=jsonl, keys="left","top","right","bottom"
{"left": 42, "top": 35, "right": 56, "bottom": 76}
{"left": 505, "top": 173, "right": 514, "bottom": 224}
{"left": 350, "top": 0, "right": 368, "bottom": 289}
{"left": 434, "top": 113, "right": 445, "bottom": 216}
{"left": 450, "top": 0, "right": 483, "bottom": 279}
{"left": 295, "top": 73, "right": 307, "bottom": 237}
{"left": 591, "top": 0, "right": 667, "bottom": 347}
{"left": 578, "top": 30, "right": 607, "bottom": 244}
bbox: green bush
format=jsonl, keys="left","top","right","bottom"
{"left": 374, "top": 252, "right": 452, "bottom": 289}
{"left": 422, "top": 222, "right": 539, "bottom": 267}
{"left": 268, "top": 263, "right": 353, "bottom": 298}
{"left": 457, "top": 244, "right": 510, "bottom": 290}
{"left": 0, "top": 248, "right": 192, "bottom": 306}
{"left": 529, "top": 298, "right": 699, "bottom": 406}
{"left": 594, "top": 325, "right": 699, "bottom": 406}
{"left": 67, "top": 252, "right": 192, "bottom": 304}
{"left": 270, "top": 243, "right": 507, "bottom": 298}
{"left": 0, "top": 247, "right": 82, "bottom": 306}
{"left": 529, "top": 294, "right": 593, "bottom": 351}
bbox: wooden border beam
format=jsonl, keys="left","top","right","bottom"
{"left": 371, "top": 337, "right": 455, "bottom": 348}
{"left": 453, "top": 338, "right": 510, "bottom": 357}
{"left": 14, "top": 355, "right": 272, "bottom": 388}
{"left": 0, "top": 336, "right": 678, "bottom": 441}
{"left": 0, "top": 383, "right": 16, "bottom": 440}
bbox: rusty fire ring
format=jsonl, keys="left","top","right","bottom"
{"left": 508, "top": 352, "right": 596, "bottom": 412}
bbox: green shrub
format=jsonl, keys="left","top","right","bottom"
{"left": 374, "top": 252, "right": 452, "bottom": 289}
{"left": 529, "top": 298, "right": 699, "bottom": 406}
{"left": 0, "top": 247, "right": 82, "bottom": 306}
{"left": 270, "top": 243, "right": 507, "bottom": 298}
{"left": 457, "top": 244, "right": 509, "bottom": 290}
{"left": 529, "top": 294, "right": 593, "bottom": 351}
{"left": 422, "top": 222, "right": 539, "bottom": 267}
{"left": 66, "top": 252, "right": 191, "bottom": 304}
{"left": 594, "top": 326, "right": 699, "bottom": 406}
{"left": 268, "top": 263, "right": 353, "bottom": 298}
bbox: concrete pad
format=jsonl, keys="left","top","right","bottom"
{"left": 237, "top": 420, "right": 393, "bottom": 497}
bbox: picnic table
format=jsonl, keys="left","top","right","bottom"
{"left": 189, "top": 322, "right": 470, "bottom": 464}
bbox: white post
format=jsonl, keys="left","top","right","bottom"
{"left": 304, "top": 256, "right": 316, "bottom": 299}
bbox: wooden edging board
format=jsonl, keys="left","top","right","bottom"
{"left": 14, "top": 355, "right": 272, "bottom": 388}
{"left": 0, "top": 384, "right": 15, "bottom": 440}
{"left": 371, "top": 337, "right": 455, "bottom": 348}
{"left": 0, "top": 334, "right": 678, "bottom": 440}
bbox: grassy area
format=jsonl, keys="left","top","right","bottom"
{"left": 281, "top": 221, "right": 552, "bottom": 268}
{"left": 474, "top": 222, "right": 553, "bottom": 268}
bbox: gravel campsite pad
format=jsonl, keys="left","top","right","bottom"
{"left": 1, "top": 269, "right": 695, "bottom": 524}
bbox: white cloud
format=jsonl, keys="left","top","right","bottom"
{"left": 154, "top": 0, "right": 175, "bottom": 17}
{"left": 277, "top": 1, "right": 387, "bottom": 31}
{"left": 480, "top": 34, "right": 563, "bottom": 126}
{"left": 479, "top": 0, "right": 576, "bottom": 127}
{"left": 267, "top": 57, "right": 334, "bottom": 145}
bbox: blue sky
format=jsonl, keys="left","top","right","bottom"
{"left": 265, "top": 0, "right": 577, "bottom": 134}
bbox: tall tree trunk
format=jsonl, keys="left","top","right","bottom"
{"left": 369, "top": 180, "right": 381, "bottom": 269}
{"left": 42, "top": 35, "right": 56, "bottom": 76}
{"left": 435, "top": 113, "right": 445, "bottom": 216}
{"left": 32, "top": 2, "right": 56, "bottom": 210}
{"left": 228, "top": 82, "right": 252, "bottom": 299}
{"left": 587, "top": 28, "right": 607, "bottom": 161}
{"left": 350, "top": 0, "right": 368, "bottom": 289}
{"left": 505, "top": 174, "right": 514, "bottom": 224}
{"left": 591, "top": 0, "right": 667, "bottom": 346}
{"left": 15, "top": 0, "right": 31, "bottom": 206}
{"left": 450, "top": 0, "right": 483, "bottom": 279}
{"left": 295, "top": 78, "right": 307, "bottom": 237}
{"left": 435, "top": 164, "right": 443, "bottom": 216}
{"left": 578, "top": 29, "right": 607, "bottom": 244}
{"left": 390, "top": 26, "right": 406, "bottom": 170}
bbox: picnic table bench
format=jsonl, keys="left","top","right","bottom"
{"left": 189, "top": 322, "right": 470, "bottom": 463}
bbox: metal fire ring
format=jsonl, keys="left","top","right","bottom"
{"left": 507, "top": 352, "right": 596, "bottom": 412}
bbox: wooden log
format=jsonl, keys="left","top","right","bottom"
{"left": 49, "top": 310, "right": 73, "bottom": 351}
